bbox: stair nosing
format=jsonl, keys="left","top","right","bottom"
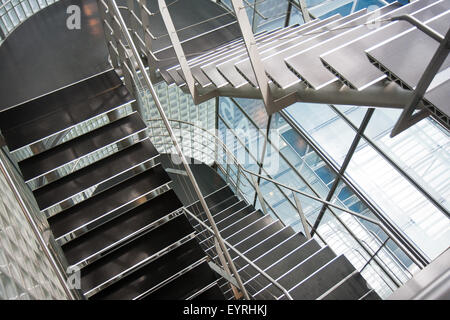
{"left": 67, "top": 207, "right": 184, "bottom": 269}
{"left": 186, "top": 280, "right": 220, "bottom": 300}
{"left": 208, "top": 220, "right": 283, "bottom": 262}
{"left": 23, "top": 121, "right": 148, "bottom": 185}
{"left": 84, "top": 232, "right": 197, "bottom": 298}
{"left": 284, "top": 252, "right": 343, "bottom": 298}
{"left": 41, "top": 150, "right": 160, "bottom": 216}
{"left": 9, "top": 98, "right": 135, "bottom": 155}
{"left": 56, "top": 182, "right": 172, "bottom": 245}
{"left": 199, "top": 209, "right": 259, "bottom": 245}
{"left": 240, "top": 234, "right": 312, "bottom": 280}
{"left": 252, "top": 245, "right": 329, "bottom": 297}
{"left": 316, "top": 269, "right": 360, "bottom": 300}
{"left": 133, "top": 256, "right": 209, "bottom": 300}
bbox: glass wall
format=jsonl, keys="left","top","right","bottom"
{"left": 215, "top": 0, "right": 449, "bottom": 298}
{"left": 0, "top": 149, "right": 67, "bottom": 300}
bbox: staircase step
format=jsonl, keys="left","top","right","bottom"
{"left": 186, "top": 185, "right": 234, "bottom": 214}
{"left": 142, "top": 261, "right": 218, "bottom": 300}
{"left": 90, "top": 239, "right": 206, "bottom": 300}
{"left": 286, "top": 254, "right": 356, "bottom": 300}
{"left": 320, "top": 271, "right": 372, "bottom": 300}
{"left": 61, "top": 189, "right": 183, "bottom": 268}
{"left": 234, "top": 220, "right": 285, "bottom": 254}
{"left": 215, "top": 15, "right": 343, "bottom": 88}
{"left": 213, "top": 200, "right": 249, "bottom": 223}
{"left": 187, "top": 25, "right": 306, "bottom": 88}
{"left": 0, "top": 72, "right": 134, "bottom": 154}
{"left": 226, "top": 215, "right": 275, "bottom": 245}
{"left": 169, "top": 29, "right": 271, "bottom": 87}
{"left": 81, "top": 215, "right": 196, "bottom": 297}
{"left": 219, "top": 210, "right": 263, "bottom": 239}
{"left": 245, "top": 239, "right": 323, "bottom": 297}
{"left": 0, "top": 70, "right": 121, "bottom": 133}
{"left": 284, "top": 3, "right": 401, "bottom": 89}
{"left": 206, "top": 219, "right": 283, "bottom": 262}
{"left": 366, "top": 9, "right": 450, "bottom": 90}
{"left": 193, "top": 284, "right": 226, "bottom": 300}
{"left": 18, "top": 112, "right": 147, "bottom": 186}
{"left": 33, "top": 139, "right": 159, "bottom": 215}
{"left": 320, "top": 0, "right": 446, "bottom": 90}
{"left": 48, "top": 164, "right": 171, "bottom": 244}
{"left": 193, "top": 201, "right": 249, "bottom": 242}
{"left": 360, "top": 289, "right": 382, "bottom": 300}
{"left": 216, "top": 204, "right": 258, "bottom": 230}
{"left": 231, "top": 225, "right": 296, "bottom": 266}
{"left": 239, "top": 10, "right": 370, "bottom": 89}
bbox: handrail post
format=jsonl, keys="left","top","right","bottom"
{"left": 236, "top": 164, "right": 242, "bottom": 197}
{"left": 251, "top": 174, "right": 269, "bottom": 216}
{"left": 292, "top": 191, "right": 311, "bottom": 240}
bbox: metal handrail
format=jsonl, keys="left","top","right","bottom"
{"left": 183, "top": 207, "right": 293, "bottom": 300}
{"left": 100, "top": 0, "right": 250, "bottom": 300}
{"left": 148, "top": 118, "right": 424, "bottom": 274}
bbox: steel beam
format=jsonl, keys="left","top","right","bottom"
{"left": 229, "top": 0, "right": 276, "bottom": 114}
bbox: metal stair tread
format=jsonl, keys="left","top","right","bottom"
{"left": 219, "top": 210, "right": 264, "bottom": 239}
{"left": 321, "top": 271, "right": 372, "bottom": 300}
{"left": 183, "top": 25, "right": 305, "bottom": 87}
{"left": 212, "top": 200, "right": 249, "bottom": 223}
{"left": 284, "top": 3, "right": 401, "bottom": 89}
{"left": 186, "top": 185, "right": 235, "bottom": 213}
{"left": 0, "top": 69, "right": 122, "bottom": 132}
{"left": 1, "top": 84, "right": 134, "bottom": 152}
{"left": 287, "top": 254, "right": 356, "bottom": 300}
{"left": 234, "top": 225, "right": 296, "bottom": 262}
{"left": 319, "top": 0, "right": 447, "bottom": 90}
{"left": 216, "top": 15, "right": 344, "bottom": 88}
{"left": 61, "top": 189, "right": 183, "bottom": 267}
{"left": 33, "top": 139, "right": 159, "bottom": 211}
{"left": 238, "top": 10, "right": 370, "bottom": 89}
{"left": 80, "top": 215, "right": 195, "bottom": 295}
{"left": 226, "top": 215, "right": 275, "bottom": 246}
{"left": 366, "top": 10, "right": 450, "bottom": 91}
{"left": 89, "top": 239, "right": 206, "bottom": 300}
{"left": 245, "top": 239, "right": 323, "bottom": 294}
{"left": 18, "top": 112, "right": 147, "bottom": 182}
{"left": 198, "top": 23, "right": 324, "bottom": 88}
{"left": 142, "top": 261, "right": 218, "bottom": 300}
{"left": 47, "top": 164, "right": 171, "bottom": 240}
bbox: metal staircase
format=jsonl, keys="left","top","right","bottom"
{"left": 162, "top": 157, "right": 380, "bottom": 300}
{"left": 189, "top": 184, "right": 380, "bottom": 301}
{"left": 0, "top": 0, "right": 445, "bottom": 301}
{"left": 155, "top": 0, "right": 450, "bottom": 135}
{"left": 0, "top": 69, "right": 225, "bottom": 300}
